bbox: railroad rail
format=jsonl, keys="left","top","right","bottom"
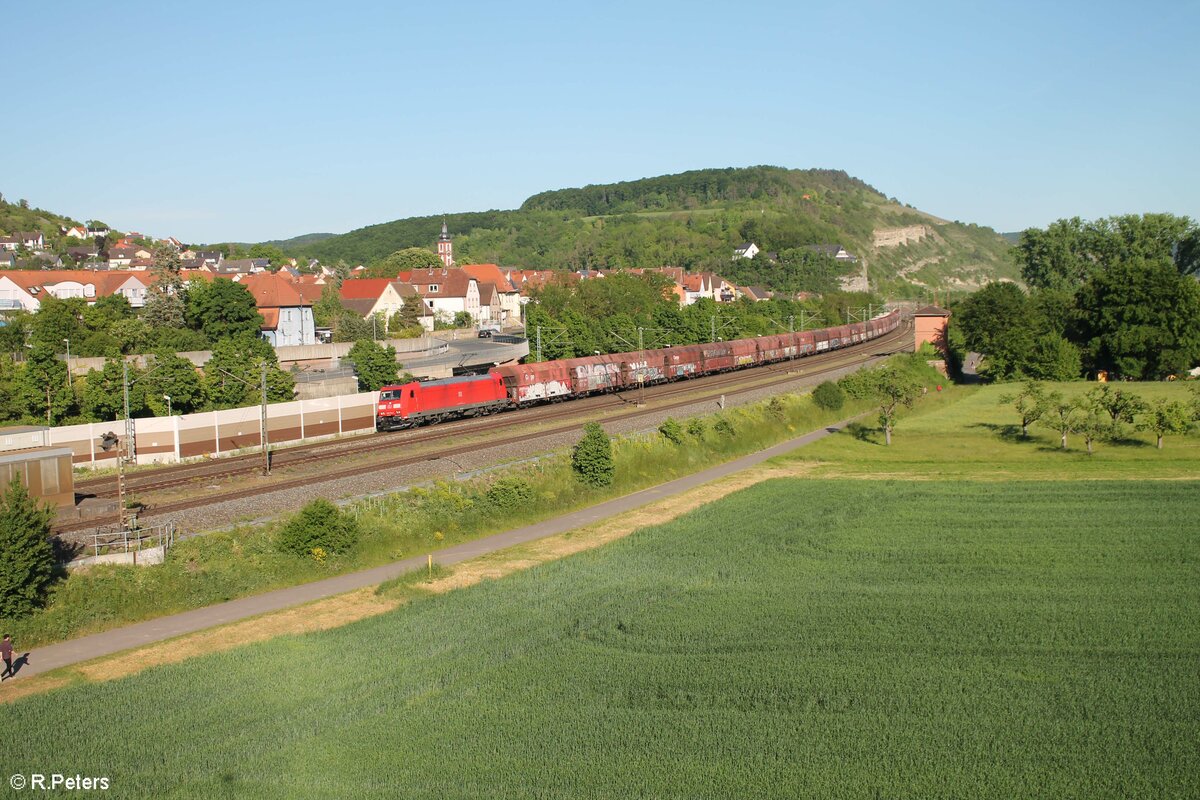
{"left": 58, "top": 323, "right": 912, "bottom": 535}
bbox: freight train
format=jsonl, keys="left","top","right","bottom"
{"left": 376, "top": 310, "right": 901, "bottom": 430}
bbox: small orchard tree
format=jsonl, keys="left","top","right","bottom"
{"left": 1086, "top": 385, "right": 1147, "bottom": 426}
{"left": 572, "top": 422, "right": 614, "bottom": 488}
{"left": 999, "top": 381, "right": 1052, "bottom": 438}
{"left": 658, "top": 417, "right": 684, "bottom": 445}
{"left": 1073, "top": 397, "right": 1118, "bottom": 455}
{"left": 1137, "top": 399, "right": 1194, "bottom": 449}
{"left": 0, "top": 477, "right": 57, "bottom": 618}
{"left": 843, "top": 366, "right": 924, "bottom": 445}
{"left": 1040, "top": 393, "right": 1076, "bottom": 449}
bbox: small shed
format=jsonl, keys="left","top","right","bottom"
{"left": 913, "top": 305, "right": 951, "bottom": 353}
{"left": 0, "top": 447, "right": 76, "bottom": 508}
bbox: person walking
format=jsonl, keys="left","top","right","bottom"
{"left": 0, "top": 634, "right": 13, "bottom": 680}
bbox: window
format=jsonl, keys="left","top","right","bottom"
{"left": 428, "top": 284, "right": 439, "bottom": 292}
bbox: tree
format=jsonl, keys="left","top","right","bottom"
{"left": 1074, "top": 257, "right": 1200, "bottom": 379}
{"left": 841, "top": 366, "right": 924, "bottom": 445}
{"left": 452, "top": 311, "right": 473, "bottom": 328}
{"left": 954, "top": 282, "right": 1034, "bottom": 380}
{"left": 81, "top": 358, "right": 144, "bottom": 422}
{"left": 1040, "top": 394, "right": 1076, "bottom": 449}
{"left": 141, "top": 349, "right": 204, "bottom": 416}
{"left": 572, "top": 422, "right": 614, "bottom": 487}
{"left": 1085, "top": 385, "right": 1146, "bottom": 425}
{"left": 344, "top": 339, "right": 399, "bottom": 391}
{"left": 1137, "top": 399, "right": 1193, "bottom": 449}
{"left": 142, "top": 288, "right": 187, "bottom": 330}
{"left": 28, "top": 295, "right": 85, "bottom": 352}
{"left": 1072, "top": 396, "right": 1118, "bottom": 455}
{"left": 999, "top": 381, "right": 1052, "bottom": 438}
{"left": 185, "top": 278, "right": 264, "bottom": 344}
{"left": 14, "top": 345, "right": 74, "bottom": 424}
{"left": 362, "top": 247, "right": 442, "bottom": 279}
{"left": 203, "top": 335, "right": 294, "bottom": 409}
{"left": 0, "top": 477, "right": 56, "bottom": 618}
{"left": 1023, "top": 332, "right": 1082, "bottom": 381}
{"left": 313, "top": 282, "right": 344, "bottom": 328}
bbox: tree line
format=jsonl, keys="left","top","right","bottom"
{"left": 953, "top": 213, "right": 1200, "bottom": 380}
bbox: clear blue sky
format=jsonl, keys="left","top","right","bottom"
{"left": 3, "top": 0, "right": 1197, "bottom": 244}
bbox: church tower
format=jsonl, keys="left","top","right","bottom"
{"left": 436, "top": 219, "right": 453, "bottom": 268}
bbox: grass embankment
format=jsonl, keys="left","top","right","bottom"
{"left": 2, "top": 384, "right": 884, "bottom": 650}
{"left": 3, "top": 478, "right": 1197, "bottom": 798}
{"left": 796, "top": 381, "right": 1200, "bottom": 480}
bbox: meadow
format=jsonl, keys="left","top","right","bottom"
{"left": 797, "top": 381, "right": 1200, "bottom": 480}
{"left": 3, "top": 478, "right": 1197, "bottom": 798}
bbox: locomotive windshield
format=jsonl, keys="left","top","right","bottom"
{"left": 379, "top": 389, "right": 402, "bottom": 400}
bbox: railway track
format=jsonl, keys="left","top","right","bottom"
{"left": 58, "top": 324, "right": 911, "bottom": 534}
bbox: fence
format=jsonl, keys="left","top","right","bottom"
{"left": 49, "top": 391, "right": 380, "bottom": 468}
{"left": 68, "top": 522, "right": 178, "bottom": 562}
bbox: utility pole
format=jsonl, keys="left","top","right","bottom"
{"left": 260, "top": 363, "right": 270, "bottom": 476}
{"left": 536, "top": 325, "right": 542, "bottom": 362}
{"left": 63, "top": 338, "right": 71, "bottom": 389}
{"left": 122, "top": 361, "right": 135, "bottom": 463}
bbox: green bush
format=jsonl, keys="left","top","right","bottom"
{"left": 485, "top": 477, "right": 534, "bottom": 511}
{"left": 276, "top": 499, "right": 360, "bottom": 557}
{"left": 658, "top": 417, "right": 685, "bottom": 445}
{"left": 812, "top": 381, "right": 845, "bottom": 411}
{"left": 767, "top": 396, "right": 788, "bottom": 420}
{"left": 686, "top": 418, "right": 707, "bottom": 438}
{"left": 572, "top": 422, "right": 614, "bottom": 488}
{"left": 714, "top": 416, "right": 736, "bottom": 439}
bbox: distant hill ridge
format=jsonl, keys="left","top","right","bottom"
{"left": 292, "top": 166, "right": 1017, "bottom": 297}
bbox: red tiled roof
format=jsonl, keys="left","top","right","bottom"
{"left": 239, "top": 272, "right": 312, "bottom": 308}
{"left": 259, "top": 307, "right": 279, "bottom": 329}
{"left": 461, "top": 263, "right": 514, "bottom": 293}
{"left": 339, "top": 278, "right": 394, "bottom": 301}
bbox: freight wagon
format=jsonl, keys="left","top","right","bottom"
{"left": 378, "top": 310, "right": 901, "bottom": 426}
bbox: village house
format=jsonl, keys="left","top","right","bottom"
{"left": 339, "top": 278, "right": 411, "bottom": 322}
{"left": 807, "top": 244, "right": 858, "bottom": 263}
{"left": 239, "top": 272, "right": 317, "bottom": 346}
{"left": 17, "top": 231, "right": 45, "bottom": 250}
{"left": 733, "top": 242, "right": 759, "bottom": 260}
{"left": 396, "top": 267, "right": 481, "bottom": 324}
{"left": 0, "top": 236, "right": 19, "bottom": 251}
{"left": 65, "top": 225, "right": 89, "bottom": 240}
{"left": 0, "top": 270, "right": 151, "bottom": 311}
{"left": 461, "top": 263, "right": 521, "bottom": 325}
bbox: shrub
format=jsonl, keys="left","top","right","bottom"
{"left": 276, "top": 499, "right": 360, "bottom": 557}
{"left": 686, "top": 418, "right": 707, "bottom": 438}
{"left": 485, "top": 477, "right": 534, "bottom": 511}
{"left": 572, "top": 422, "right": 614, "bottom": 488}
{"left": 714, "top": 416, "right": 736, "bottom": 439}
{"left": 0, "top": 478, "right": 56, "bottom": 618}
{"left": 767, "top": 396, "right": 788, "bottom": 420}
{"left": 812, "top": 381, "right": 845, "bottom": 411}
{"left": 658, "top": 417, "right": 685, "bottom": 445}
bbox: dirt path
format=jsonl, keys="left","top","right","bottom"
{"left": 0, "top": 462, "right": 815, "bottom": 704}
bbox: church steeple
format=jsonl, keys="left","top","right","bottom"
{"left": 436, "top": 218, "right": 453, "bottom": 267}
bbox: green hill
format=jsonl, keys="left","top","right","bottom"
{"left": 0, "top": 196, "right": 84, "bottom": 246}
{"left": 294, "top": 166, "right": 1017, "bottom": 298}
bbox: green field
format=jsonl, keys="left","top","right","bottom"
{"left": 797, "top": 382, "right": 1200, "bottom": 480}
{"left": 4, "top": 478, "right": 1197, "bottom": 798}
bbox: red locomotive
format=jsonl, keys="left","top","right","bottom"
{"left": 376, "top": 311, "right": 900, "bottom": 430}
